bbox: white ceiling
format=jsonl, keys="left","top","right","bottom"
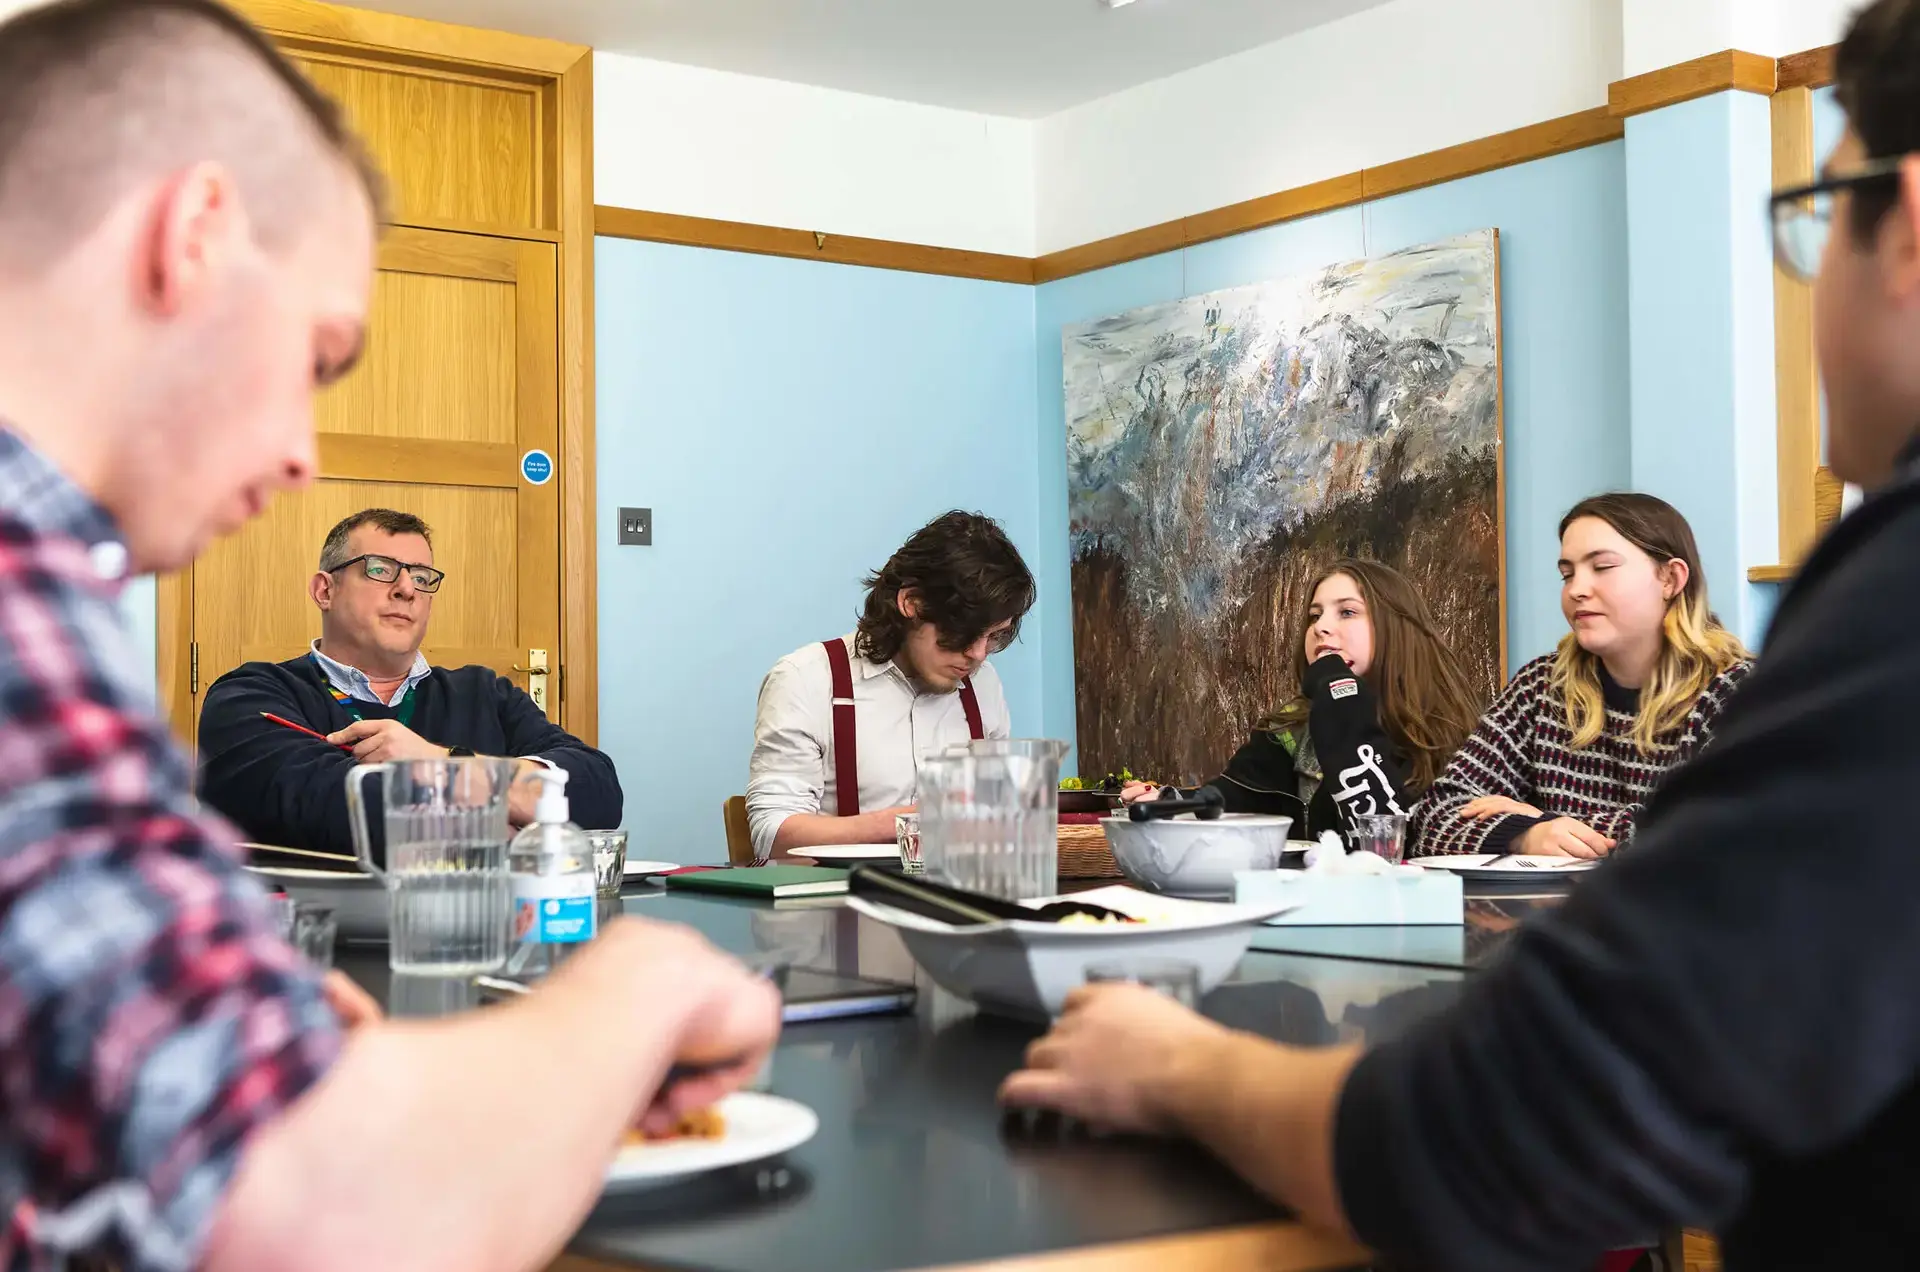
{"left": 354, "top": 0, "right": 1397, "bottom": 117}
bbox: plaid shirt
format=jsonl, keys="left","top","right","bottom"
{"left": 0, "top": 430, "right": 341, "bottom": 1271}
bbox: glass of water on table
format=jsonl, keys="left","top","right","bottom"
{"left": 1350, "top": 812, "right": 1409, "bottom": 864}
{"left": 346, "top": 756, "right": 519, "bottom": 975}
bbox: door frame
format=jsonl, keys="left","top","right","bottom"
{"left": 156, "top": 0, "right": 599, "bottom": 746}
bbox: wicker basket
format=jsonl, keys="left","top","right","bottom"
{"left": 1057, "top": 822, "right": 1124, "bottom": 880}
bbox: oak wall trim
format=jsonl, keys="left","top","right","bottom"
{"left": 1777, "top": 45, "right": 1838, "bottom": 93}
{"left": 596, "top": 46, "right": 1838, "bottom": 287}
{"left": 1607, "top": 49, "right": 1777, "bottom": 119}
{"left": 594, "top": 207, "right": 1037, "bottom": 285}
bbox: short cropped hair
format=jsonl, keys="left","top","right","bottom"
{"left": 318, "top": 509, "right": 433, "bottom": 572}
{"left": 854, "top": 511, "right": 1036, "bottom": 664}
{"left": 0, "top": 0, "right": 383, "bottom": 269}
{"left": 1836, "top": 0, "right": 1920, "bottom": 238}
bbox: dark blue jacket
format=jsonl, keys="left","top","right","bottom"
{"left": 197, "top": 655, "right": 621, "bottom": 862}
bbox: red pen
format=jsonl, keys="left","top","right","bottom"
{"left": 261, "top": 712, "right": 355, "bottom": 752}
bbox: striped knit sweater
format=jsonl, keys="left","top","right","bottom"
{"left": 1409, "top": 653, "right": 1752, "bottom": 857}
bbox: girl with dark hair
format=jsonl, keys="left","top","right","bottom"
{"left": 1126, "top": 560, "right": 1482, "bottom": 839}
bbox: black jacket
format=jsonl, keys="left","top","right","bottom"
{"left": 198, "top": 655, "right": 622, "bottom": 862}
{"left": 1204, "top": 653, "right": 1412, "bottom": 838}
{"left": 1336, "top": 442, "right": 1920, "bottom": 1271}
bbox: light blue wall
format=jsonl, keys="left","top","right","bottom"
{"left": 1033, "top": 143, "right": 1633, "bottom": 768}
{"left": 1625, "top": 93, "right": 1779, "bottom": 650}
{"left": 596, "top": 239, "right": 1040, "bottom": 862}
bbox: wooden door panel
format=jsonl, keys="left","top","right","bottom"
{"left": 209, "top": 480, "right": 520, "bottom": 670}
{"left": 319, "top": 270, "right": 516, "bottom": 444}
{"left": 294, "top": 53, "right": 541, "bottom": 232}
{"left": 188, "top": 226, "right": 559, "bottom": 746}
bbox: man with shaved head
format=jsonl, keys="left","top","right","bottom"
{"left": 0, "top": 2, "right": 779, "bottom": 1269}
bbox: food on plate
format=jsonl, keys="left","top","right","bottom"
{"left": 623, "top": 1106, "right": 727, "bottom": 1145}
{"left": 1055, "top": 912, "right": 1143, "bottom": 926}
{"left": 1060, "top": 768, "right": 1159, "bottom": 794}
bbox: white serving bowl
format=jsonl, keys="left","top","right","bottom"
{"left": 846, "top": 889, "right": 1296, "bottom": 1019}
{"left": 1100, "top": 813, "right": 1296, "bottom": 898}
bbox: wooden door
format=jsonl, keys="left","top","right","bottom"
{"left": 157, "top": 0, "right": 598, "bottom": 753}
{"left": 185, "top": 225, "right": 560, "bottom": 742}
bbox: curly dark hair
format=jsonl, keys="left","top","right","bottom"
{"left": 854, "top": 511, "right": 1036, "bottom": 664}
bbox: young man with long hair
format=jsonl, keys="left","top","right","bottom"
{"left": 747, "top": 510, "right": 1036, "bottom": 862}
{"left": 1001, "top": 2, "right": 1920, "bottom": 1265}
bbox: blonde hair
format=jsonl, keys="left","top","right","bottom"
{"left": 1548, "top": 494, "right": 1749, "bottom": 753}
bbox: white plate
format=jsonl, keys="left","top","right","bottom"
{"left": 623, "top": 859, "right": 682, "bottom": 878}
{"left": 604, "top": 1092, "right": 818, "bottom": 1188}
{"left": 794, "top": 844, "right": 898, "bottom": 862}
{"left": 1412, "top": 854, "right": 1600, "bottom": 880}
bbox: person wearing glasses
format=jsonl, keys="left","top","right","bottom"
{"left": 999, "top": 3, "right": 1920, "bottom": 1267}
{"left": 198, "top": 508, "right": 621, "bottom": 857}
{"left": 746, "top": 510, "right": 1035, "bottom": 863}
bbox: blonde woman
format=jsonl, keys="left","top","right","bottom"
{"left": 1411, "top": 493, "right": 1752, "bottom": 858}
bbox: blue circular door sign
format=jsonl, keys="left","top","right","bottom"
{"left": 520, "top": 449, "right": 554, "bottom": 485}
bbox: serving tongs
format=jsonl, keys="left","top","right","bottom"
{"left": 848, "top": 865, "right": 1137, "bottom": 927}
{"left": 1126, "top": 785, "right": 1226, "bottom": 823}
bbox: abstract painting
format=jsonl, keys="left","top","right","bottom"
{"left": 1064, "top": 230, "right": 1504, "bottom": 784}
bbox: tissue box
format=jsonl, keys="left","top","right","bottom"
{"left": 1234, "top": 867, "right": 1463, "bottom": 926}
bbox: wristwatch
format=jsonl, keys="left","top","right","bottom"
{"left": 447, "top": 746, "right": 476, "bottom": 757}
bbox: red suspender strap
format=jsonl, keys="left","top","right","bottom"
{"left": 960, "top": 677, "right": 984, "bottom": 741}
{"left": 823, "top": 639, "right": 860, "bottom": 817}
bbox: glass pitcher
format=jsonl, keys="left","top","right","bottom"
{"left": 919, "top": 739, "right": 1069, "bottom": 901}
{"left": 346, "top": 757, "right": 518, "bottom": 975}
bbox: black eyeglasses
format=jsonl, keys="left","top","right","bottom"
{"left": 328, "top": 553, "right": 446, "bottom": 593}
{"left": 1770, "top": 157, "right": 1906, "bottom": 283}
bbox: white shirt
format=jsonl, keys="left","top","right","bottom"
{"left": 746, "top": 634, "right": 1011, "bottom": 863}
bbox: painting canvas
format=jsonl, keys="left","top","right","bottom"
{"left": 1064, "top": 229, "right": 1504, "bottom": 785}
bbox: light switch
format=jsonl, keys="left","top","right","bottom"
{"left": 618, "top": 507, "right": 652, "bottom": 546}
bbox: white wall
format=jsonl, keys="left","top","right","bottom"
{"left": 1623, "top": 0, "right": 1862, "bottom": 78}
{"left": 595, "top": 53, "right": 1037, "bottom": 257}
{"left": 1033, "top": 0, "right": 1623, "bottom": 253}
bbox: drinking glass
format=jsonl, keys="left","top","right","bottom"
{"left": 1350, "top": 813, "right": 1409, "bottom": 864}
{"left": 346, "top": 757, "right": 517, "bottom": 975}
{"left": 292, "top": 903, "right": 338, "bottom": 970}
{"left": 895, "top": 813, "right": 924, "bottom": 875}
{"left": 918, "top": 740, "right": 1068, "bottom": 901}
{"left": 1084, "top": 958, "right": 1202, "bottom": 1009}
{"left": 588, "top": 830, "right": 629, "bottom": 899}
{"left": 267, "top": 892, "right": 297, "bottom": 941}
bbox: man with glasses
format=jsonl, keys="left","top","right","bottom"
{"left": 199, "top": 507, "right": 621, "bottom": 856}
{"left": 1000, "top": 2, "right": 1920, "bottom": 1268}
{"left": 747, "top": 510, "right": 1035, "bottom": 863}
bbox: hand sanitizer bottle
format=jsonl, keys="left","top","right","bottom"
{"left": 506, "top": 767, "right": 596, "bottom": 977}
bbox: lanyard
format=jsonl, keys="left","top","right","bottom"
{"left": 313, "top": 653, "right": 419, "bottom": 727}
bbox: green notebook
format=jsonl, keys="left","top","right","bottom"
{"left": 665, "top": 865, "right": 850, "bottom": 899}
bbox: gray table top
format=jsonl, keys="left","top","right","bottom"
{"left": 335, "top": 882, "right": 1547, "bottom": 1272}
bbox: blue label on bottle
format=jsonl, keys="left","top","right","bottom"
{"left": 512, "top": 874, "right": 596, "bottom": 944}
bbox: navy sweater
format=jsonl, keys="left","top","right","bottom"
{"left": 198, "top": 656, "right": 622, "bottom": 862}
{"left": 1335, "top": 441, "right": 1920, "bottom": 1270}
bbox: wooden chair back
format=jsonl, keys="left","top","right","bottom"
{"left": 723, "top": 796, "right": 755, "bottom": 865}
